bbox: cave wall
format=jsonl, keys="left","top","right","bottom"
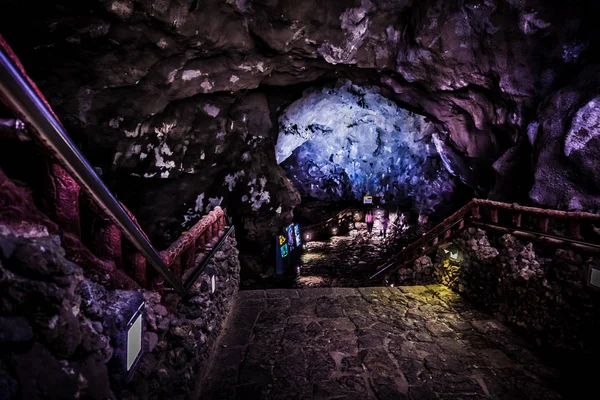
{"left": 130, "top": 234, "right": 241, "bottom": 399}
{"left": 276, "top": 80, "right": 460, "bottom": 212}
{"left": 0, "top": 228, "right": 242, "bottom": 400}
{"left": 0, "top": 231, "right": 117, "bottom": 400}
{"left": 2, "top": 0, "right": 600, "bottom": 271}
{"left": 0, "top": 165, "right": 242, "bottom": 399}
{"left": 431, "top": 228, "right": 600, "bottom": 353}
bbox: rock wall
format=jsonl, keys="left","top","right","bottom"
{"left": 0, "top": 226, "right": 241, "bottom": 400}
{"left": 127, "top": 235, "right": 241, "bottom": 399}
{"left": 0, "top": 231, "right": 115, "bottom": 400}
{"left": 2, "top": 0, "right": 600, "bottom": 270}
{"left": 432, "top": 228, "right": 600, "bottom": 352}
{"left": 398, "top": 255, "right": 437, "bottom": 286}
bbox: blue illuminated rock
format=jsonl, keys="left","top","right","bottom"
{"left": 276, "top": 81, "right": 456, "bottom": 212}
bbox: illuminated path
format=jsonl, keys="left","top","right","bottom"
{"left": 295, "top": 213, "right": 415, "bottom": 288}
{"left": 199, "top": 285, "right": 560, "bottom": 400}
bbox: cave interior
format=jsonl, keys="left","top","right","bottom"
{"left": 1, "top": 0, "right": 600, "bottom": 399}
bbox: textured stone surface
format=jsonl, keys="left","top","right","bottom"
{"left": 123, "top": 235, "right": 241, "bottom": 399}
{"left": 433, "top": 229, "right": 600, "bottom": 353}
{"left": 245, "top": 211, "right": 429, "bottom": 289}
{"left": 201, "top": 284, "right": 561, "bottom": 399}
{"left": 0, "top": 231, "right": 114, "bottom": 400}
{"left": 2, "top": 0, "right": 600, "bottom": 276}
{"left": 276, "top": 80, "right": 458, "bottom": 211}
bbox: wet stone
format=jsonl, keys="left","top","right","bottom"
{"left": 270, "top": 376, "right": 312, "bottom": 400}
{"left": 200, "top": 285, "right": 561, "bottom": 399}
{"left": 371, "top": 376, "right": 409, "bottom": 400}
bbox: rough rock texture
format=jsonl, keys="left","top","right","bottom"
{"left": 397, "top": 255, "right": 436, "bottom": 285}
{"left": 0, "top": 226, "right": 241, "bottom": 400}
{"left": 0, "top": 166, "right": 138, "bottom": 290}
{"left": 529, "top": 74, "right": 600, "bottom": 211}
{"left": 0, "top": 231, "right": 115, "bottom": 400}
{"left": 124, "top": 235, "right": 241, "bottom": 399}
{"left": 201, "top": 285, "right": 561, "bottom": 399}
{"left": 2, "top": 0, "right": 600, "bottom": 274}
{"left": 433, "top": 228, "right": 600, "bottom": 352}
{"left": 277, "top": 80, "right": 458, "bottom": 211}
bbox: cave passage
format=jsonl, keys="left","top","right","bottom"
{"left": 276, "top": 80, "right": 458, "bottom": 213}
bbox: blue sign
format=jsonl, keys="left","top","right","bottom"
{"left": 294, "top": 224, "right": 301, "bottom": 247}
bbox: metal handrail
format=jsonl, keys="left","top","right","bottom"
{"left": 184, "top": 225, "right": 236, "bottom": 290}
{"left": 369, "top": 215, "right": 474, "bottom": 280}
{"left": 0, "top": 46, "right": 186, "bottom": 295}
{"left": 369, "top": 198, "right": 600, "bottom": 281}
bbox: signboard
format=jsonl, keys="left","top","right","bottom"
{"left": 363, "top": 195, "right": 373, "bottom": 204}
{"left": 294, "top": 224, "right": 302, "bottom": 247}
{"left": 280, "top": 242, "right": 289, "bottom": 258}
{"left": 126, "top": 311, "right": 143, "bottom": 371}
{"left": 287, "top": 224, "right": 295, "bottom": 251}
{"left": 279, "top": 235, "right": 289, "bottom": 258}
{"left": 275, "top": 235, "right": 289, "bottom": 275}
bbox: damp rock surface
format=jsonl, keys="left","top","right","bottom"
{"left": 2, "top": 0, "right": 600, "bottom": 266}
{"left": 277, "top": 80, "right": 457, "bottom": 211}
{"left": 200, "top": 284, "right": 561, "bottom": 400}
{"left": 433, "top": 228, "right": 600, "bottom": 353}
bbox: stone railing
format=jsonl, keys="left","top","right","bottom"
{"left": 160, "top": 207, "right": 226, "bottom": 283}
{"left": 9, "top": 156, "right": 228, "bottom": 294}
{"left": 371, "top": 198, "right": 600, "bottom": 280}
{"left": 0, "top": 35, "right": 228, "bottom": 295}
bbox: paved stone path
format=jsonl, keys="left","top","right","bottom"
{"left": 200, "top": 285, "right": 561, "bottom": 399}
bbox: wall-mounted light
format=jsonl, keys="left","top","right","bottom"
{"left": 304, "top": 232, "right": 312, "bottom": 241}
{"left": 330, "top": 226, "right": 339, "bottom": 235}
{"left": 449, "top": 250, "right": 459, "bottom": 261}
{"left": 443, "top": 247, "right": 461, "bottom": 263}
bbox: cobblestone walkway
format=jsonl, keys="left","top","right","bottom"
{"left": 200, "top": 285, "right": 561, "bottom": 400}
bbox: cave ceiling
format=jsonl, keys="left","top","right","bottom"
{"left": 2, "top": 0, "right": 600, "bottom": 263}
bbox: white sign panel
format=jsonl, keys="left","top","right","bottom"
{"left": 127, "top": 313, "right": 143, "bottom": 371}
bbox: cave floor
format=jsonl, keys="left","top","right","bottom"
{"left": 243, "top": 218, "right": 419, "bottom": 290}
{"left": 199, "top": 284, "right": 561, "bottom": 400}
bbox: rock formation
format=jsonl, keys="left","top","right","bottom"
{"left": 2, "top": 0, "right": 599, "bottom": 272}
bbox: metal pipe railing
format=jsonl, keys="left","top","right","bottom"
{"left": 0, "top": 47, "right": 186, "bottom": 295}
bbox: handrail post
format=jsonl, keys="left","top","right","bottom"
{"left": 471, "top": 205, "right": 481, "bottom": 219}
{"left": 538, "top": 217, "right": 549, "bottom": 233}
{"left": 125, "top": 250, "right": 148, "bottom": 288}
{"left": 92, "top": 217, "right": 123, "bottom": 269}
{"left": 489, "top": 208, "right": 498, "bottom": 223}
{"left": 512, "top": 212, "right": 522, "bottom": 228}
{"left": 181, "top": 246, "right": 196, "bottom": 272}
{"left": 44, "top": 161, "right": 81, "bottom": 237}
